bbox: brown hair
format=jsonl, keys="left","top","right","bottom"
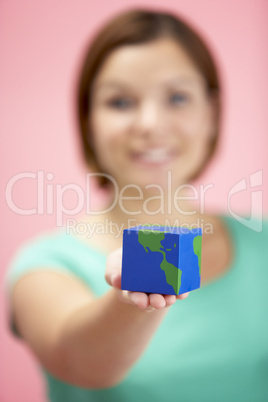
{"left": 77, "top": 8, "right": 221, "bottom": 186}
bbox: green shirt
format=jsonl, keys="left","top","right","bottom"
{"left": 4, "top": 215, "right": 268, "bottom": 402}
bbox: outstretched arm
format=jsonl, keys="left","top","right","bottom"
{"left": 11, "top": 248, "right": 188, "bottom": 389}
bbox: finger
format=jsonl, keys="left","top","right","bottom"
{"left": 176, "top": 292, "right": 189, "bottom": 300}
{"left": 164, "top": 294, "right": 177, "bottom": 306}
{"left": 149, "top": 294, "right": 166, "bottom": 309}
{"left": 129, "top": 292, "right": 149, "bottom": 309}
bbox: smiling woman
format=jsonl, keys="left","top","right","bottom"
{"left": 77, "top": 9, "right": 221, "bottom": 189}
{"left": 4, "top": 7, "right": 268, "bottom": 402}
{"left": 89, "top": 38, "right": 217, "bottom": 191}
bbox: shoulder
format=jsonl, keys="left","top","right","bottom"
{"left": 222, "top": 214, "right": 268, "bottom": 261}
{"left": 4, "top": 229, "right": 69, "bottom": 291}
{"left": 4, "top": 226, "right": 106, "bottom": 296}
{"left": 8, "top": 228, "right": 73, "bottom": 270}
{"left": 222, "top": 214, "right": 267, "bottom": 237}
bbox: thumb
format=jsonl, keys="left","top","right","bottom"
{"left": 105, "top": 271, "right": 122, "bottom": 289}
{"left": 110, "top": 273, "right": 122, "bottom": 289}
{"left": 105, "top": 247, "right": 123, "bottom": 288}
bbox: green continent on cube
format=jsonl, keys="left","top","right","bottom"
{"left": 193, "top": 235, "right": 202, "bottom": 276}
{"left": 121, "top": 225, "right": 202, "bottom": 295}
{"left": 138, "top": 230, "right": 181, "bottom": 295}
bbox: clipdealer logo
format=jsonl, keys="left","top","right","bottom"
{"left": 227, "top": 170, "right": 263, "bottom": 232}
{"left": 5, "top": 171, "right": 214, "bottom": 226}
{"left": 5, "top": 169, "right": 263, "bottom": 231}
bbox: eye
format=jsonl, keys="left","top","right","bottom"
{"left": 108, "top": 97, "right": 132, "bottom": 109}
{"left": 168, "top": 93, "right": 189, "bottom": 106}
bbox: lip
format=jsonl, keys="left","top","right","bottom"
{"left": 129, "top": 147, "right": 179, "bottom": 167}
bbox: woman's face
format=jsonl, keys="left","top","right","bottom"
{"left": 89, "top": 38, "right": 217, "bottom": 189}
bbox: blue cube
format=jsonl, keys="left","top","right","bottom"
{"left": 121, "top": 225, "right": 202, "bottom": 295}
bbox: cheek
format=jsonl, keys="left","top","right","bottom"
{"left": 91, "top": 108, "right": 133, "bottom": 139}
{"left": 90, "top": 111, "right": 129, "bottom": 170}
{"left": 174, "top": 112, "right": 212, "bottom": 172}
{"left": 183, "top": 135, "right": 212, "bottom": 181}
{"left": 173, "top": 99, "right": 213, "bottom": 140}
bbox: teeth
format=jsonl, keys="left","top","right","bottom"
{"left": 140, "top": 149, "right": 170, "bottom": 163}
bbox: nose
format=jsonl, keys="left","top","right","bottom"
{"left": 132, "top": 100, "right": 167, "bottom": 140}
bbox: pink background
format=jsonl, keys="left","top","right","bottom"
{"left": 1, "top": 1, "right": 267, "bottom": 401}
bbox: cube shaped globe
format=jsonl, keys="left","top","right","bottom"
{"left": 121, "top": 225, "right": 202, "bottom": 295}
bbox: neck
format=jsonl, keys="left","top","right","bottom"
{"left": 100, "top": 177, "right": 212, "bottom": 232}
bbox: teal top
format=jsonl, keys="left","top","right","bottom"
{"left": 4, "top": 216, "right": 268, "bottom": 402}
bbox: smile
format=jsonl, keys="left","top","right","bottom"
{"left": 130, "top": 148, "right": 178, "bottom": 166}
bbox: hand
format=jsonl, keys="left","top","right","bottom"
{"left": 105, "top": 247, "right": 189, "bottom": 313}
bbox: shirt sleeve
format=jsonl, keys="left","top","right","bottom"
{"left": 3, "top": 229, "right": 80, "bottom": 339}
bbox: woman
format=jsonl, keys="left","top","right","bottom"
{"left": 5, "top": 8, "right": 268, "bottom": 402}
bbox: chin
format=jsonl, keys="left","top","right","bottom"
{"left": 123, "top": 171, "right": 182, "bottom": 190}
